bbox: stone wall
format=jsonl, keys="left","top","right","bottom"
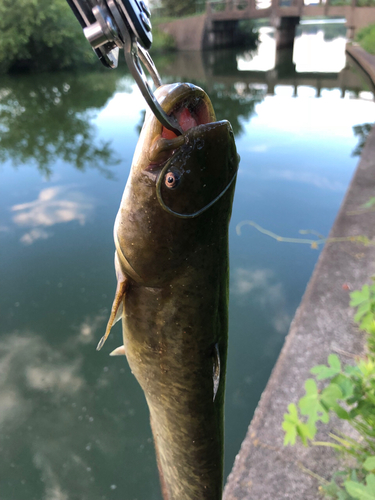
{"left": 158, "top": 15, "right": 207, "bottom": 51}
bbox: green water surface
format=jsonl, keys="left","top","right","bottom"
{"left": 1, "top": 29, "right": 375, "bottom": 500}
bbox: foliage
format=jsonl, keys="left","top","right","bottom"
{"left": 356, "top": 0, "right": 375, "bottom": 6}
{"left": 207, "top": 83, "right": 262, "bottom": 136}
{"left": 236, "top": 20, "right": 260, "bottom": 49}
{"left": 355, "top": 24, "right": 375, "bottom": 56}
{"left": 149, "top": 27, "right": 176, "bottom": 54}
{"left": 328, "top": 0, "right": 351, "bottom": 5}
{"left": 351, "top": 282, "right": 375, "bottom": 351}
{"left": 0, "top": 0, "right": 96, "bottom": 73}
{"left": 282, "top": 280, "right": 375, "bottom": 499}
{"left": 352, "top": 124, "right": 374, "bottom": 157}
{"left": 156, "top": 0, "right": 201, "bottom": 18}
{"left": 0, "top": 71, "right": 121, "bottom": 177}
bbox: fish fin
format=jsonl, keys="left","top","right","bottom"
{"left": 96, "top": 252, "right": 128, "bottom": 351}
{"left": 113, "top": 300, "right": 123, "bottom": 326}
{"left": 109, "top": 345, "right": 126, "bottom": 356}
{"left": 213, "top": 343, "right": 220, "bottom": 402}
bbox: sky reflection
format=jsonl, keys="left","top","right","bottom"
{"left": 11, "top": 187, "right": 94, "bottom": 245}
{"left": 238, "top": 25, "right": 347, "bottom": 73}
{"left": 0, "top": 328, "right": 159, "bottom": 500}
{"left": 0, "top": 27, "right": 375, "bottom": 500}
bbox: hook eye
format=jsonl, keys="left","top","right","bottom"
{"left": 123, "top": 31, "right": 183, "bottom": 136}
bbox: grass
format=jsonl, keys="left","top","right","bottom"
{"left": 356, "top": 24, "right": 375, "bottom": 55}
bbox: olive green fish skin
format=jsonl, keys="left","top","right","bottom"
{"left": 115, "top": 83, "right": 238, "bottom": 500}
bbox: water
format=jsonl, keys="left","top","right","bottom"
{"left": 1, "top": 25, "right": 374, "bottom": 500}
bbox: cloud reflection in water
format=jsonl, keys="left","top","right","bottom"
{"left": 0, "top": 325, "right": 154, "bottom": 500}
{"left": 11, "top": 186, "right": 94, "bottom": 245}
{"left": 231, "top": 267, "right": 291, "bottom": 334}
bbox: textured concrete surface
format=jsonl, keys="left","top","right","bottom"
{"left": 223, "top": 58, "right": 375, "bottom": 498}
{"left": 346, "top": 44, "right": 375, "bottom": 88}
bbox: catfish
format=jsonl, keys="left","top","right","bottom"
{"left": 98, "top": 83, "right": 239, "bottom": 500}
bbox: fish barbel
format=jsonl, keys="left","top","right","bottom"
{"left": 98, "top": 82, "right": 239, "bottom": 500}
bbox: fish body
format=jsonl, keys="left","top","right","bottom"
{"left": 102, "top": 83, "right": 238, "bottom": 500}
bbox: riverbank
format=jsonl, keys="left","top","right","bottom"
{"left": 346, "top": 43, "right": 375, "bottom": 89}
{"left": 223, "top": 52, "right": 375, "bottom": 498}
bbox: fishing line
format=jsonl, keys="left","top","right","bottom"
{"left": 156, "top": 155, "right": 238, "bottom": 219}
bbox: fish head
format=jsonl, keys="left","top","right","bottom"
{"left": 115, "top": 83, "right": 239, "bottom": 286}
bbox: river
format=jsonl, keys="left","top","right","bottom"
{"left": 0, "top": 22, "right": 374, "bottom": 500}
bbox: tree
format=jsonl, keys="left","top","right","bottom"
{"left": 158, "top": 0, "right": 201, "bottom": 18}
{"left": 0, "top": 0, "right": 95, "bottom": 72}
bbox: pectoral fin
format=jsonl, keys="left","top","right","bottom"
{"left": 109, "top": 345, "right": 126, "bottom": 356}
{"left": 96, "top": 252, "right": 128, "bottom": 351}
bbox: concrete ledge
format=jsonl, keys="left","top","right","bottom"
{"left": 223, "top": 71, "right": 375, "bottom": 498}
{"left": 346, "top": 44, "right": 375, "bottom": 89}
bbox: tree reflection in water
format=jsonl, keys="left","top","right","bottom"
{"left": 0, "top": 71, "right": 125, "bottom": 179}
{"left": 135, "top": 82, "right": 262, "bottom": 138}
{"left": 154, "top": 49, "right": 265, "bottom": 136}
{"left": 352, "top": 123, "right": 374, "bottom": 157}
{"left": 208, "top": 83, "right": 263, "bottom": 136}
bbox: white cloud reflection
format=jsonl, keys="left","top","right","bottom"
{"left": 247, "top": 144, "right": 268, "bottom": 153}
{"left": 76, "top": 310, "right": 108, "bottom": 345}
{"left": 0, "top": 328, "right": 134, "bottom": 500}
{"left": 231, "top": 267, "right": 291, "bottom": 334}
{"left": 33, "top": 452, "right": 69, "bottom": 500}
{"left": 266, "top": 168, "right": 346, "bottom": 191}
{"left": 20, "top": 228, "right": 51, "bottom": 245}
{"left": 11, "top": 186, "right": 93, "bottom": 245}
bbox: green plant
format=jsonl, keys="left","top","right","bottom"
{"left": 355, "top": 24, "right": 375, "bottom": 56}
{"left": 156, "top": 0, "right": 201, "bottom": 18}
{"left": 282, "top": 280, "right": 375, "bottom": 499}
{"left": 237, "top": 20, "right": 259, "bottom": 49}
{"left": 149, "top": 27, "right": 176, "bottom": 54}
{"left": 0, "top": 0, "right": 95, "bottom": 73}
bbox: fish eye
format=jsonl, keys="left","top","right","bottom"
{"left": 164, "top": 171, "right": 180, "bottom": 189}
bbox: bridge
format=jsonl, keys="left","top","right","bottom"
{"left": 206, "top": 0, "right": 375, "bottom": 49}
{"left": 158, "top": 0, "right": 375, "bottom": 51}
{"left": 159, "top": 49, "right": 373, "bottom": 98}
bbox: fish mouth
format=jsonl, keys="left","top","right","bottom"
{"left": 147, "top": 83, "right": 217, "bottom": 164}
{"left": 115, "top": 83, "right": 238, "bottom": 284}
{"left": 145, "top": 84, "right": 238, "bottom": 220}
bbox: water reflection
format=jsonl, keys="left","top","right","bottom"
{"left": 236, "top": 25, "right": 348, "bottom": 73}
{"left": 159, "top": 51, "right": 264, "bottom": 135}
{"left": 159, "top": 46, "right": 370, "bottom": 104}
{"left": 1, "top": 28, "right": 375, "bottom": 500}
{"left": 0, "top": 72, "right": 122, "bottom": 178}
{"left": 11, "top": 186, "right": 94, "bottom": 245}
{"left": 230, "top": 267, "right": 291, "bottom": 333}
{"left": 352, "top": 123, "right": 374, "bottom": 156}
{"left": 0, "top": 332, "right": 90, "bottom": 499}
{"left": 0, "top": 329, "right": 159, "bottom": 500}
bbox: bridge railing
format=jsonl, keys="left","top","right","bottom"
{"left": 306, "top": 0, "right": 375, "bottom": 6}
{"left": 207, "top": 0, "right": 273, "bottom": 13}
{"left": 206, "top": 0, "right": 375, "bottom": 12}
